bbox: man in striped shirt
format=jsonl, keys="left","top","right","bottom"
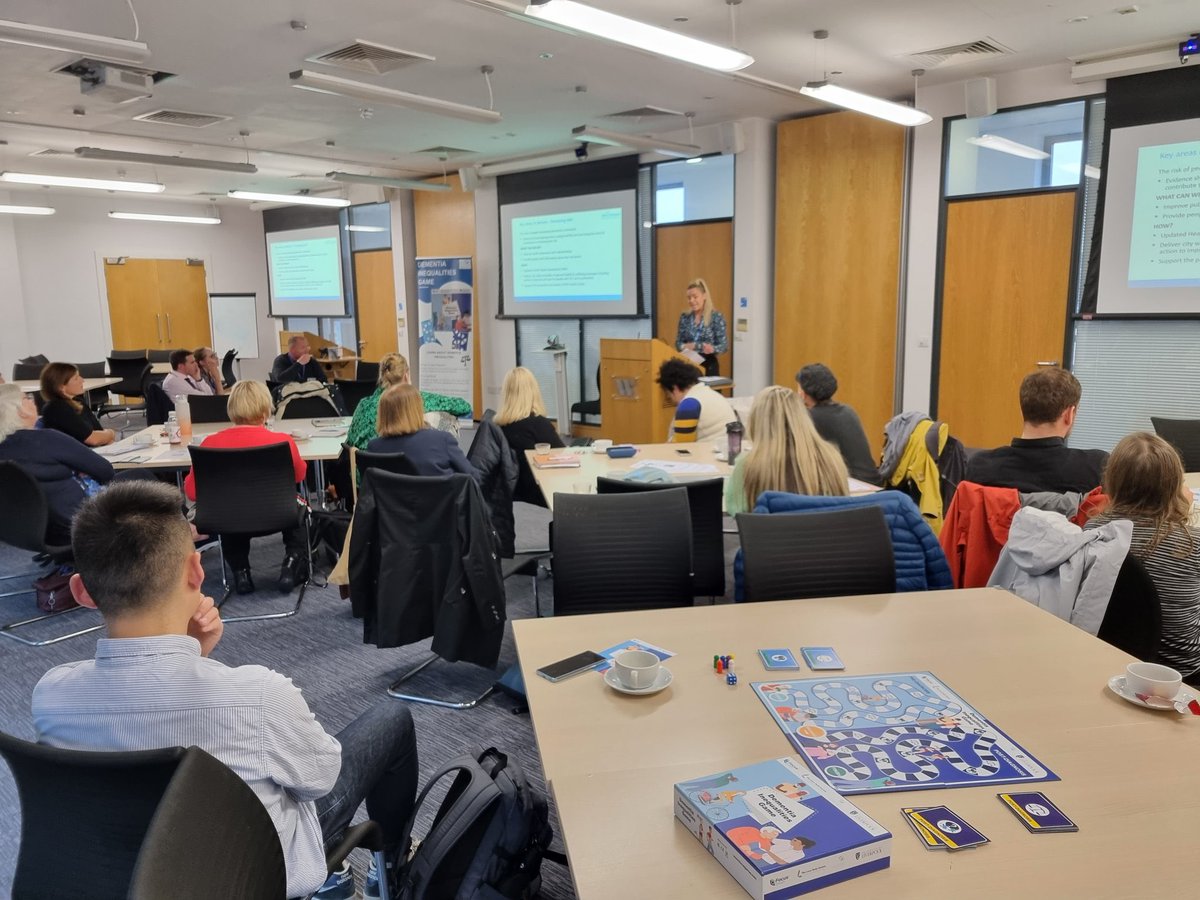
{"left": 657, "top": 358, "right": 738, "bottom": 444}
{"left": 32, "top": 482, "right": 417, "bottom": 898}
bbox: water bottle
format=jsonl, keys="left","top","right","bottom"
{"left": 174, "top": 394, "right": 192, "bottom": 441}
{"left": 726, "top": 420, "right": 744, "bottom": 465}
{"left": 166, "top": 411, "right": 181, "bottom": 444}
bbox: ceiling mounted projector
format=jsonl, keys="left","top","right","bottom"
{"left": 79, "top": 64, "right": 153, "bottom": 103}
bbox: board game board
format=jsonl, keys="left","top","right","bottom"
{"left": 753, "top": 672, "right": 1057, "bottom": 796}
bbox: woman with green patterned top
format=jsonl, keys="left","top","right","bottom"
{"left": 346, "top": 352, "right": 472, "bottom": 450}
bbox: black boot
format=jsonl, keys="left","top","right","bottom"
{"left": 278, "top": 555, "right": 301, "bottom": 593}
{"left": 234, "top": 568, "right": 255, "bottom": 595}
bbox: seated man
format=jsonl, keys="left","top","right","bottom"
{"left": 161, "top": 348, "right": 213, "bottom": 398}
{"left": 657, "top": 357, "right": 738, "bottom": 444}
{"left": 965, "top": 367, "right": 1108, "bottom": 493}
{"left": 32, "top": 482, "right": 417, "bottom": 899}
{"left": 273, "top": 334, "right": 328, "bottom": 384}
{"left": 795, "top": 363, "right": 879, "bottom": 484}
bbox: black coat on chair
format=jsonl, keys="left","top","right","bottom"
{"left": 467, "top": 419, "right": 519, "bottom": 558}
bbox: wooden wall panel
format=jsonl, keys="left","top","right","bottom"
{"left": 773, "top": 112, "right": 906, "bottom": 459}
{"left": 654, "top": 221, "right": 734, "bottom": 378}
{"left": 937, "top": 192, "right": 1076, "bottom": 448}
{"left": 353, "top": 250, "right": 398, "bottom": 361}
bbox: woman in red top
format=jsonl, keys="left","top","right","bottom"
{"left": 184, "top": 380, "right": 307, "bottom": 595}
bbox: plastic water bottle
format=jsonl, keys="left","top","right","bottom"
{"left": 174, "top": 394, "right": 192, "bottom": 441}
{"left": 166, "top": 411, "right": 181, "bottom": 445}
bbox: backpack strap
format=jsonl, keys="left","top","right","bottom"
{"left": 925, "top": 420, "right": 944, "bottom": 460}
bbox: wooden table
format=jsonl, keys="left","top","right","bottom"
{"left": 15, "top": 377, "right": 121, "bottom": 394}
{"left": 513, "top": 589, "right": 1200, "bottom": 898}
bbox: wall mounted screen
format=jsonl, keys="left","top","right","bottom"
{"left": 266, "top": 225, "right": 346, "bottom": 317}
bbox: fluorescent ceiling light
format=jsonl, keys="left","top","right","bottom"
{"left": 0, "top": 18, "right": 150, "bottom": 64}
{"left": 0, "top": 171, "right": 164, "bottom": 192}
{"left": 0, "top": 204, "right": 54, "bottom": 215}
{"left": 966, "top": 134, "right": 1050, "bottom": 160}
{"left": 289, "top": 70, "right": 502, "bottom": 124}
{"left": 799, "top": 82, "right": 931, "bottom": 127}
{"left": 525, "top": 1, "right": 753, "bottom": 72}
{"left": 572, "top": 125, "right": 700, "bottom": 159}
{"left": 346, "top": 224, "right": 387, "bottom": 233}
{"left": 328, "top": 171, "right": 451, "bottom": 192}
{"left": 109, "top": 211, "right": 221, "bottom": 225}
{"left": 76, "top": 147, "right": 257, "bottom": 174}
{"left": 227, "top": 190, "right": 350, "bottom": 208}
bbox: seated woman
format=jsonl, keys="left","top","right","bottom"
{"left": 367, "top": 384, "right": 479, "bottom": 480}
{"left": 1085, "top": 432, "right": 1200, "bottom": 681}
{"left": 724, "top": 385, "right": 849, "bottom": 516}
{"left": 183, "top": 381, "right": 307, "bottom": 596}
{"left": 39, "top": 362, "right": 116, "bottom": 447}
{"left": 0, "top": 383, "right": 115, "bottom": 544}
{"left": 346, "top": 352, "right": 472, "bottom": 451}
{"left": 494, "top": 366, "right": 564, "bottom": 507}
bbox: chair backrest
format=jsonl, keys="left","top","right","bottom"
{"left": 187, "top": 393, "right": 231, "bottom": 424}
{"left": 188, "top": 443, "right": 302, "bottom": 535}
{"left": 356, "top": 448, "right": 420, "bottom": 479}
{"left": 18, "top": 354, "right": 49, "bottom": 366}
{"left": 0, "top": 462, "right": 57, "bottom": 555}
{"left": 333, "top": 377, "right": 375, "bottom": 415}
{"left": 147, "top": 349, "right": 176, "bottom": 363}
{"left": 106, "top": 358, "right": 152, "bottom": 397}
{"left": 108, "top": 349, "right": 148, "bottom": 360}
{"left": 356, "top": 360, "right": 380, "bottom": 383}
{"left": 1098, "top": 553, "right": 1162, "bottom": 662}
{"left": 551, "top": 489, "right": 694, "bottom": 615}
{"left": 221, "top": 349, "right": 238, "bottom": 388}
{"left": 11, "top": 362, "right": 43, "bottom": 381}
{"left": 278, "top": 393, "right": 340, "bottom": 419}
{"left": 74, "top": 361, "right": 107, "bottom": 378}
{"left": 736, "top": 505, "right": 896, "bottom": 602}
{"left": 144, "top": 380, "right": 172, "bottom": 426}
{"left": 597, "top": 476, "right": 725, "bottom": 597}
{"left": 1150, "top": 417, "right": 1200, "bottom": 472}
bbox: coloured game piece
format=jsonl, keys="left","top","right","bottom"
{"left": 713, "top": 654, "right": 719, "bottom": 671}
{"left": 759, "top": 648, "right": 801, "bottom": 670}
{"left": 909, "top": 806, "right": 989, "bottom": 850}
{"left": 997, "top": 792, "right": 1079, "bottom": 833}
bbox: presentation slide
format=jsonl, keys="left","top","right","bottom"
{"left": 500, "top": 190, "right": 638, "bottom": 317}
{"left": 1097, "top": 118, "right": 1200, "bottom": 315}
{"left": 266, "top": 225, "right": 346, "bottom": 317}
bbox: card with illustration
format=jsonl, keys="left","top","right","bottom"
{"left": 759, "top": 648, "right": 801, "bottom": 670}
{"left": 594, "top": 638, "right": 676, "bottom": 674}
{"left": 997, "top": 791, "right": 1078, "bottom": 832}
{"left": 909, "top": 806, "right": 989, "bottom": 850}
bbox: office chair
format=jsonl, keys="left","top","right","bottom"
{"left": 279, "top": 395, "right": 341, "bottom": 419}
{"left": 736, "top": 505, "right": 896, "bottom": 603}
{"left": 1150, "top": 417, "right": 1200, "bottom": 472}
{"left": 143, "top": 380, "right": 172, "bottom": 427}
{"left": 187, "top": 393, "right": 231, "bottom": 424}
{"left": 333, "top": 378, "right": 375, "bottom": 416}
{"left": 221, "top": 349, "right": 238, "bottom": 388}
{"left": 11, "top": 362, "right": 44, "bottom": 381}
{"left": 99, "top": 358, "right": 151, "bottom": 429}
{"left": 355, "top": 449, "right": 420, "bottom": 479}
{"left": 109, "top": 349, "right": 148, "bottom": 360}
{"left": 1098, "top": 554, "right": 1162, "bottom": 663}
{"left": 570, "top": 364, "right": 601, "bottom": 425}
{"left": 147, "top": 349, "right": 175, "bottom": 364}
{"left": 355, "top": 360, "right": 379, "bottom": 383}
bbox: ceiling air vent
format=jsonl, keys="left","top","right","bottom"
{"left": 605, "top": 105, "right": 683, "bottom": 119}
{"left": 132, "top": 109, "right": 231, "bottom": 128}
{"left": 905, "top": 39, "right": 1012, "bottom": 70}
{"left": 307, "top": 40, "right": 434, "bottom": 75}
{"left": 415, "top": 146, "right": 475, "bottom": 157}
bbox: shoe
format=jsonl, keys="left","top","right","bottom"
{"left": 363, "top": 856, "right": 379, "bottom": 900}
{"left": 278, "top": 555, "right": 300, "bottom": 593}
{"left": 314, "top": 860, "right": 356, "bottom": 899}
{"left": 233, "top": 568, "right": 255, "bottom": 595}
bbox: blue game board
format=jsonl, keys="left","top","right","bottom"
{"left": 753, "top": 672, "right": 1057, "bottom": 796}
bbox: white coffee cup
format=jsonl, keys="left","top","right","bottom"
{"left": 592, "top": 439, "right": 613, "bottom": 453}
{"left": 613, "top": 649, "right": 660, "bottom": 690}
{"left": 1126, "top": 662, "right": 1181, "bottom": 700}
{"left": 133, "top": 432, "right": 156, "bottom": 446}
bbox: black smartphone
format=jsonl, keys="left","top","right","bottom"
{"left": 537, "top": 650, "right": 605, "bottom": 682}
{"left": 675, "top": 448, "right": 692, "bottom": 455}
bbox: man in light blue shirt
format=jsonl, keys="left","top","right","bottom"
{"left": 33, "top": 482, "right": 417, "bottom": 898}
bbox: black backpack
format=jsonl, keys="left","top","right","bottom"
{"left": 396, "top": 747, "right": 564, "bottom": 900}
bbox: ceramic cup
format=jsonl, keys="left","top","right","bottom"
{"left": 592, "top": 439, "right": 613, "bottom": 453}
{"left": 1126, "top": 661, "right": 1181, "bottom": 700}
{"left": 133, "top": 432, "right": 157, "bottom": 446}
{"left": 613, "top": 649, "right": 660, "bottom": 690}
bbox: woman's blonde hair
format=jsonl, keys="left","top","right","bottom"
{"left": 740, "top": 385, "right": 849, "bottom": 510}
{"left": 494, "top": 366, "right": 547, "bottom": 426}
{"left": 0, "top": 383, "right": 29, "bottom": 441}
{"left": 1104, "top": 432, "right": 1193, "bottom": 554}
{"left": 226, "top": 380, "right": 272, "bottom": 425}
{"left": 687, "top": 277, "right": 714, "bottom": 329}
{"left": 377, "top": 352, "right": 410, "bottom": 389}
{"left": 40, "top": 362, "right": 82, "bottom": 412}
{"left": 376, "top": 384, "right": 426, "bottom": 437}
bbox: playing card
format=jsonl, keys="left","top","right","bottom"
{"left": 758, "top": 648, "right": 800, "bottom": 670}
{"left": 910, "top": 806, "right": 989, "bottom": 850}
{"left": 997, "top": 792, "right": 1079, "bottom": 832}
{"left": 901, "top": 807, "right": 945, "bottom": 850}
{"left": 801, "top": 646, "right": 845, "bottom": 670}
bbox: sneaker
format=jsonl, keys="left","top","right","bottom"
{"left": 314, "top": 860, "right": 356, "bottom": 900}
{"left": 363, "top": 857, "right": 380, "bottom": 900}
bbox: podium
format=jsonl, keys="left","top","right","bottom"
{"left": 599, "top": 338, "right": 693, "bottom": 444}
{"left": 279, "top": 331, "right": 357, "bottom": 380}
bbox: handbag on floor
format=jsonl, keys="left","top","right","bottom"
{"left": 34, "top": 571, "right": 77, "bottom": 613}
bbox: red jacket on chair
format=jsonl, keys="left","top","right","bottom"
{"left": 939, "top": 481, "right": 1021, "bottom": 589}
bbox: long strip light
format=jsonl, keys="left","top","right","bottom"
{"left": 0, "top": 18, "right": 150, "bottom": 65}
{"left": 327, "top": 171, "right": 451, "bottom": 192}
{"left": 0, "top": 204, "right": 55, "bottom": 215}
{"left": 525, "top": 1, "right": 753, "bottom": 72}
{"left": 346, "top": 225, "right": 387, "bottom": 233}
{"left": 572, "top": 125, "right": 700, "bottom": 159}
{"left": 227, "top": 190, "right": 350, "bottom": 208}
{"left": 109, "top": 211, "right": 221, "bottom": 225}
{"left": 76, "top": 147, "right": 257, "bottom": 174}
{"left": 965, "top": 134, "right": 1050, "bottom": 160}
{"left": 289, "top": 70, "right": 503, "bottom": 124}
{"left": 799, "top": 82, "right": 931, "bottom": 127}
{"left": 0, "top": 171, "right": 164, "bottom": 192}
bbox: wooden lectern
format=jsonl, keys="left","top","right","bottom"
{"left": 279, "top": 331, "right": 357, "bottom": 380}
{"left": 599, "top": 338, "right": 693, "bottom": 444}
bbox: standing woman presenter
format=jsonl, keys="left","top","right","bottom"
{"left": 675, "top": 278, "right": 728, "bottom": 377}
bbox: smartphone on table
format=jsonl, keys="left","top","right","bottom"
{"left": 537, "top": 650, "right": 605, "bottom": 682}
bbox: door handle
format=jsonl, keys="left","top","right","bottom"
{"left": 156, "top": 314, "right": 162, "bottom": 342}
{"left": 166, "top": 313, "right": 172, "bottom": 341}
{"left": 1036, "top": 361, "right": 1060, "bottom": 367}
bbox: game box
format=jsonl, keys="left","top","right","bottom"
{"left": 674, "top": 756, "right": 891, "bottom": 899}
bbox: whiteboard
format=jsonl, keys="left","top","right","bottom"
{"left": 209, "top": 293, "right": 259, "bottom": 361}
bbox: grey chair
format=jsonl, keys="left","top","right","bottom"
{"left": 11, "top": 362, "right": 43, "bottom": 381}
{"left": 147, "top": 349, "right": 175, "bottom": 363}
{"left": 1150, "top": 417, "right": 1200, "bottom": 472}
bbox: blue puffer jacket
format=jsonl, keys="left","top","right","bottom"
{"left": 734, "top": 490, "right": 954, "bottom": 600}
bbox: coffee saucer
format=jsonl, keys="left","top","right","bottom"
{"left": 1107, "top": 675, "right": 1199, "bottom": 712}
{"left": 604, "top": 666, "right": 673, "bottom": 696}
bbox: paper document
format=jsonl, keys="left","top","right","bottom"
{"left": 681, "top": 349, "right": 705, "bottom": 365}
{"left": 630, "top": 459, "right": 721, "bottom": 475}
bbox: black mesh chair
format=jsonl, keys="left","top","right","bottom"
{"left": 356, "top": 449, "right": 420, "bottom": 479}
{"left": 11, "top": 362, "right": 43, "bottom": 381}
{"left": 99, "top": 358, "right": 151, "bottom": 426}
{"left": 188, "top": 444, "right": 312, "bottom": 622}
{"left": 551, "top": 489, "right": 693, "bottom": 616}
{"left": 109, "top": 349, "right": 148, "bottom": 360}
{"left": 736, "top": 505, "right": 896, "bottom": 603}
{"left": 356, "top": 360, "right": 380, "bottom": 383}
{"left": 1150, "top": 417, "right": 1200, "bottom": 472}
{"left": 221, "top": 349, "right": 238, "bottom": 388}
{"left": 597, "top": 476, "right": 725, "bottom": 599}
{"left": 75, "top": 361, "right": 107, "bottom": 378}
{"left": 0, "top": 462, "right": 104, "bottom": 647}
{"left": 570, "top": 365, "right": 601, "bottom": 425}
{"left": 187, "top": 393, "right": 231, "bottom": 424}
{"left": 147, "top": 349, "right": 176, "bottom": 364}
{"left": 1098, "top": 553, "right": 1162, "bottom": 662}
{"left": 334, "top": 378, "right": 375, "bottom": 416}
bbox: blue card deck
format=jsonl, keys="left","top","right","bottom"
{"left": 758, "top": 648, "right": 800, "bottom": 670}
{"left": 997, "top": 792, "right": 1079, "bottom": 832}
{"left": 801, "top": 646, "right": 845, "bottom": 670}
{"left": 908, "top": 806, "right": 989, "bottom": 850}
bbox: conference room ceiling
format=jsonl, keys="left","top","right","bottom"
{"left": 0, "top": 0, "right": 1194, "bottom": 202}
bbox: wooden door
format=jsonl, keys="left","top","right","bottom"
{"left": 354, "top": 250, "right": 398, "bottom": 361}
{"left": 655, "top": 221, "right": 734, "bottom": 377}
{"left": 156, "top": 259, "right": 211, "bottom": 350}
{"left": 936, "top": 191, "right": 1076, "bottom": 448}
{"left": 104, "top": 259, "right": 162, "bottom": 350}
